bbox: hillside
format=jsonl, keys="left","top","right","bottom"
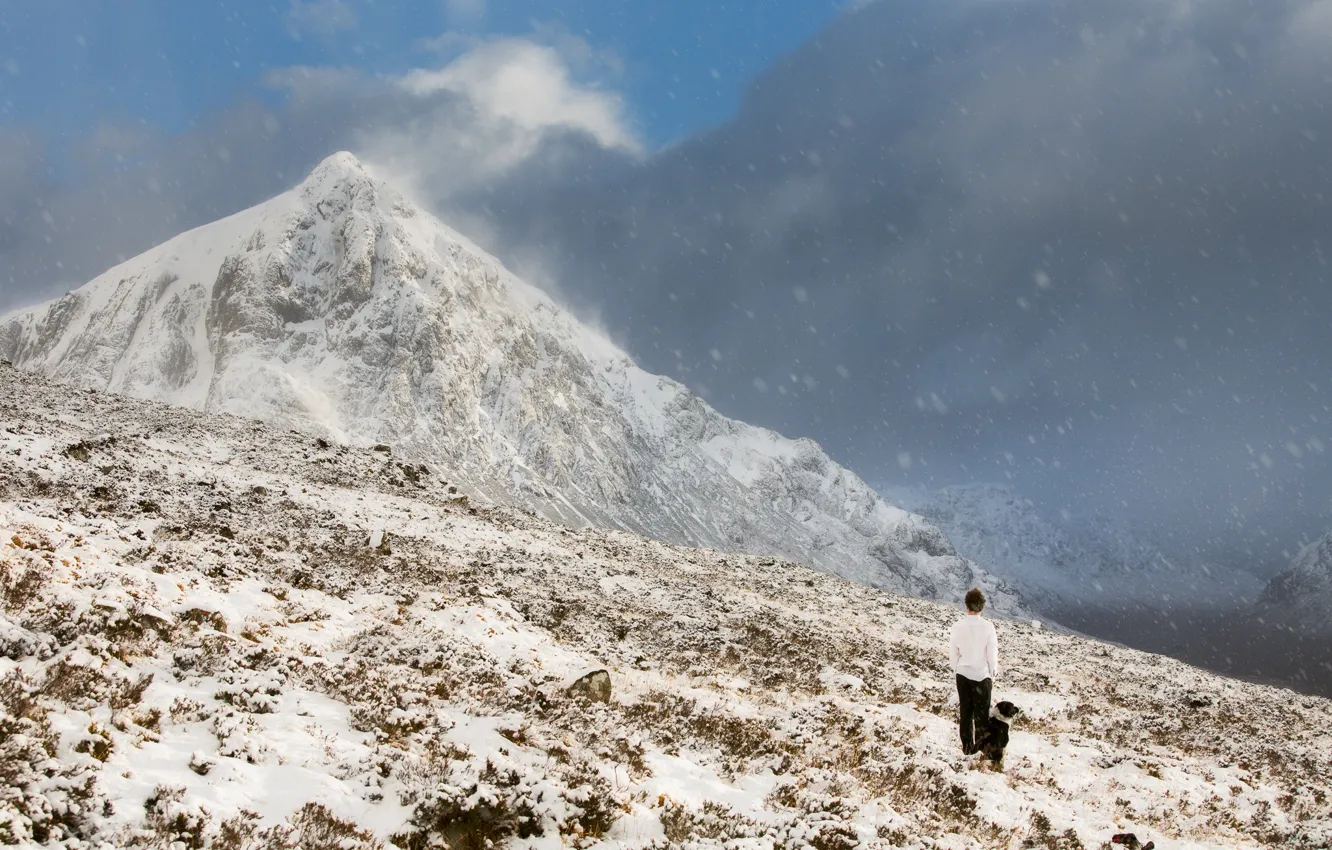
{"left": 2, "top": 366, "right": 1330, "bottom": 848}
{"left": 0, "top": 152, "right": 1025, "bottom": 617}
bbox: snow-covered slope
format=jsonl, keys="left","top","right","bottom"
{"left": 1258, "top": 531, "right": 1332, "bottom": 633}
{"left": 882, "top": 483, "right": 1263, "bottom": 613}
{"left": 2, "top": 363, "right": 1329, "bottom": 849}
{"left": 0, "top": 152, "right": 1023, "bottom": 615}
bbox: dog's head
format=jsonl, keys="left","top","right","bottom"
{"left": 991, "top": 701, "right": 1022, "bottom": 723}
{"left": 1111, "top": 833, "right": 1155, "bottom": 850}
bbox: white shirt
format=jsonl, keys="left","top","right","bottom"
{"left": 949, "top": 614, "right": 999, "bottom": 682}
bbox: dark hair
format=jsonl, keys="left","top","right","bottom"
{"left": 964, "top": 587, "right": 986, "bottom": 613}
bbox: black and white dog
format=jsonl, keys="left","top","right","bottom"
{"left": 975, "top": 700, "right": 1022, "bottom": 768}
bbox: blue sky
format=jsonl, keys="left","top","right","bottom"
{"left": 1, "top": 0, "right": 846, "bottom": 148}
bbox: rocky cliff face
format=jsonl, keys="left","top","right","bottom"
{"left": 0, "top": 153, "right": 1026, "bottom": 614}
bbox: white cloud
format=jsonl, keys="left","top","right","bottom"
{"left": 362, "top": 37, "right": 640, "bottom": 201}
{"left": 400, "top": 39, "right": 637, "bottom": 153}
{"left": 285, "top": 0, "right": 357, "bottom": 41}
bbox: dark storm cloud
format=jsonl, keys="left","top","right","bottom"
{"left": 457, "top": 0, "right": 1332, "bottom": 571}
{"left": 3, "top": 0, "right": 1331, "bottom": 572}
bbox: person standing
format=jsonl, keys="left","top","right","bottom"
{"left": 949, "top": 587, "right": 999, "bottom": 755}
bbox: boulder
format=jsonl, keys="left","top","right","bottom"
{"left": 566, "top": 669, "right": 612, "bottom": 703}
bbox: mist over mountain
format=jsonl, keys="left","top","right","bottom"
{"left": 880, "top": 482, "right": 1264, "bottom": 614}
{"left": 1259, "top": 531, "right": 1332, "bottom": 635}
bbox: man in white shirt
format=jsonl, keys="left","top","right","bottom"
{"left": 949, "top": 587, "right": 999, "bottom": 755}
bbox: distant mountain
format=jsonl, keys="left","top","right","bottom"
{"left": 1258, "top": 531, "right": 1332, "bottom": 633}
{"left": 0, "top": 152, "right": 1027, "bottom": 615}
{"left": 881, "top": 483, "right": 1262, "bottom": 613}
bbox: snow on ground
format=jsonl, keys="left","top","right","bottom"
{"left": 2, "top": 364, "right": 1330, "bottom": 849}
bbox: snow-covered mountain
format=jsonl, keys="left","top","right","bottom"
{"left": 0, "top": 152, "right": 1023, "bottom": 614}
{"left": 1258, "top": 531, "right": 1332, "bottom": 633}
{"left": 881, "top": 483, "right": 1263, "bottom": 613}
{"left": 3, "top": 362, "right": 1329, "bottom": 848}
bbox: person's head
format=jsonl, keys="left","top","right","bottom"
{"left": 964, "top": 587, "right": 985, "bottom": 614}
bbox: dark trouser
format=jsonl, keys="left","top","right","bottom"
{"left": 956, "top": 674, "right": 992, "bottom": 754}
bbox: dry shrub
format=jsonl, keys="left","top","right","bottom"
{"left": 391, "top": 759, "right": 546, "bottom": 850}
{"left": 0, "top": 710, "right": 100, "bottom": 844}
{"left": 263, "top": 802, "right": 383, "bottom": 849}
{"left": 139, "top": 785, "right": 209, "bottom": 849}
{"left": 179, "top": 608, "right": 228, "bottom": 633}
{"left": 1, "top": 555, "right": 47, "bottom": 611}
{"left": 72, "top": 721, "right": 114, "bottom": 762}
{"left": 660, "top": 799, "right": 757, "bottom": 844}
{"left": 625, "top": 689, "right": 786, "bottom": 764}
{"left": 1023, "top": 811, "right": 1085, "bottom": 850}
{"left": 558, "top": 763, "right": 619, "bottom": 845}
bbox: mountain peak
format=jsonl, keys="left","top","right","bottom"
{"left": 311, "top": 150, "right": 369, "bottom": 179}
{"left": 298, "top": 151, "right": 382, "bottom": 204}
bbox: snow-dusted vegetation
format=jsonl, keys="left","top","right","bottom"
{"left": 2, "top": 363, "right": 1329, "bottom": 849}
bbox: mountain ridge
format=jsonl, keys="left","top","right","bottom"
{"left": 0, "top": 152, "right": 1028, "bottom": 616}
